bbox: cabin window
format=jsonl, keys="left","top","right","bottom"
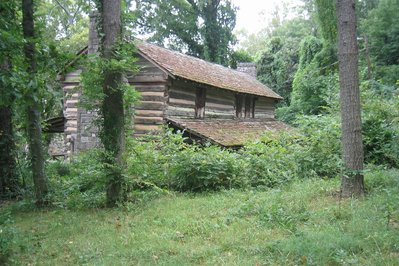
{"left": 195, "top": 87, "right": 206, "bottom": 118}
{"left": 236, "top": 94, "right": 256, "bottom": 118}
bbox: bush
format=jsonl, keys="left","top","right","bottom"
{"left": 169, "top": 145, "right": 246, "bottom": 191}
{"left": 126, "top": 131, "right": 248, "bottom": 192}
{"left": 361, "top": 80, "right": 399, "bottom": 167}
{"left": 47, "top": 149, "right": 106, "bottom": 209}
{"left": 126, "top": 126, "right": 342, "bottom": 193}
{"left": 242, "top": 116, "right": 342, "bottom": 188}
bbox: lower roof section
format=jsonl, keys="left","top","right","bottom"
{"left": 166, "top": 118, "right": 289, "bottom": 147}
{"left": 43, "top": 116, "right": 66, "bottom": 133}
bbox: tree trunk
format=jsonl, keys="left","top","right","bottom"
{"left": 0, "top": 87, "right": 18, "bottom": 197}
{"left": 22, "top": 0, "right": 49, "bottom": 205}
{"left": 203, "top": 0, "right": 220, "bottom": 64}
{"left": 0, "top": 0, "right": 19, "bottom": 198}
{"left": 99, "top": 0, "right": 124, "bottom": 207}
{"left": 336, "top": 0, "right": 365, "bottom": 197}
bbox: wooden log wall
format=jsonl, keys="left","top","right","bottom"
{"left": 165, "top": 79, "right": 196, "bottom": 118}
{"left": 165, "top": 79, "right": 236, "bottom": 119}
{"left": 255, "top": 97, "right": 276, "bottom": 119}
{"left": 204, "top": 87, "right": 235, "bottom": 119}
{"left": 63, "top": 69, "right": 100, "bottom": 153}
{"left": 62, "top": 54, "right": 278, "bottom": 151}
{"left": 128, "top": 54, "right": 168, "bottom": 137}
{"left": 63, "top": 70, "right": 80, "bottom": 154}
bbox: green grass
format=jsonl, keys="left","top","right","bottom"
{"left": 3, "top": 169, "right": 399, "bottom": 265}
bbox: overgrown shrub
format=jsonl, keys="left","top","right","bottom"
{"left": 242, "top": 116, "right": 342, "bottom": 188}
{"left": 361, "top": 81, "right": 399, "bottom": 167}
{"left": 242, "top": 133, "right": 303, "bottom": 187}
{"left": 126, "top": 131, "right": 247, "bottom": 192}
{"left": 126, "top": 126, "right": 342, "bottom": 193}
{"left": 47, "top": 149, "right": 106, "bottom": 208}
{"left": 169, "top": 145, "right": 246, "bottom": 191}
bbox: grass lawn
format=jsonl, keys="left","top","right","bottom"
{"left": 2, "top": 169, "right": 399, "bottom": 265}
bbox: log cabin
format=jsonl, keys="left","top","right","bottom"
{"left": 55, "top": 14, "right": 287, "bottom": 154}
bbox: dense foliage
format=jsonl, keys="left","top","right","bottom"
{"left": 1, "top": 0, "right": 399, "bottom": 263}
{"left": 44, "top": 120, "right": 342, "bottom": 206}
{"left": 133, "top": 0, "right": 237, "bottom": 65}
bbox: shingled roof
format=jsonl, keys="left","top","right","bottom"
{"left": 136, "top": 41, "right": 282, "bottom": 99}
{"left": 167, "top": 118, "right": 289, "bottom": 147}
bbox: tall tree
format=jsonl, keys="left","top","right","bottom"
{"left": 336, "top": 0, "right": 365, "bottom": 197}
{"left": 0, "top": 0, "right": 19, "bottom": 197}
{"left": 96, "top": 0, "right": 125, "bottom": 206}
{"left": 22, "top": 0, "right": 49, "bottom": 205}
{"left": 134, "top": 0, "right": 237, "bottom": 65}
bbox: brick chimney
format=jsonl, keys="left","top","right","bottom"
{"left": 88, "top": 12, "right": 99, "bottom": 54}
{"left": 237, "top": 62, "right": 257, "bottom": 78}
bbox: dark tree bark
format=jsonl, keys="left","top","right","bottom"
{"left": 98, "top": 0, "right": 124, "bottom": 207}
{"left": 336, "top": 0, "right": 365, "bottom": 197}
{"left": 0, "top": 62, "right": 18, "bottom": 197}
{"left": 22, "top": 0, "right": 49, "bottom": 205}
{"left": 203, "top": 0, "right": 220, "bottom": 63}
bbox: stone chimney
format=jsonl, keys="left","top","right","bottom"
{"left": 237, "top": 62, "right": 257, "bottom": 78}
{"left": 88, "top": 12, "right": 99, "bottom": 54}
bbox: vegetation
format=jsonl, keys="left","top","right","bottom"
{"left": 1, "top": 0, "right": 398, "bottom": 264}
{"left": 2, "top": 169, "right": 399, "bottom": 265}
{"left": 133, "top": 0, "right": 237, "bottom": 65}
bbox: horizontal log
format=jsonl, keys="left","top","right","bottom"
{"left": 140, "top": 95, "right": 166, "bottom": 102}
{"left": 134, "top": 85, "right": 166, "bottom": 92}
{"left": 66, "top": 107, "right": 78, "bottom": 113}
{"left": 135, "top": 110, "right": 164, "bottom": 117}
{"left": 66, "top": 100, "right": 79, "bottom": 108}
{"left": 205, "top": 107, "right": 235, "bottom": 113}
{"left": 205, "top": 111, "right": 235, "bottom": 119}
{"left": 64, "top": 114, "right": 77, "bottom": 120}
{"left": 169, "top": 98, "right": 195, "bottom": 108}
{"left": 64, "top": 92, "right": 79, "bottom": 98}
{"left": 255, "top": 108, "right": 275, "bottom": 113}
{"left": 135, "top": 101, "right": 165, "bottom": 110}
{"left": 207, "top": 90, "right": 235, "bottom": 101}
{"left": 140, "top": 91, "right": 165, "bottom": 97}
{"left": 134, "top": 124, "right": 161, "bottom": 132}
{"left": 169, "top": 90, "right": 196, "bottom": 101}
{"left": 255, "top": 113, "right": 275, "bottom": 119}
{"left": 206, "top": 102, "right": 234, "bottom": 110}
{"left": 65, "top": 127, "right": 77, "bottom": 132}
{"left": 64, "top": 76, "right": 81, "bottom": 83}
{"left": 63, "top": 85, "right": 78, "bottom": 90}
{"left": 206, "top": 94, "right": 234, "bottom": 105}
{"left": 128, "top": 74, "right": 167, "bottom": 83}
{"left": 170, "top": 85, "right": 196, "bottom": 93}
{"left": 165, "top": 106, "right": 195, "bottom": 118}
{"left": 134, "top": 116, "right": 164, "bottom": 125}
{"left": 66, "top": 120, "right": 77, "bottom": 126}
{"left": 130, "top": 81, "right": 168, "bottom": 87}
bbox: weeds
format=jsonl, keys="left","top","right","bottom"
{"left": 3, "top": 170, "right": 398, "bottom": 265}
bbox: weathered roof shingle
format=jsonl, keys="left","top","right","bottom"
{"left": 136, "top": 41, "right": 282, "bottom": 99}
{"left": 166, "top": 118, "right": 289, "bottom": 147}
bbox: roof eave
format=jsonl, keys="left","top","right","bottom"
{"left": 136, "top": 50, "right": 176, "bottom": 80}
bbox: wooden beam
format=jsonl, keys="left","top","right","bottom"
{"left": 195, "top": 87, "right": 206, "bottom": 119}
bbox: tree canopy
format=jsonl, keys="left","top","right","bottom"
{"left": 133, "top": 0, "right": 237, "bottom": 65}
